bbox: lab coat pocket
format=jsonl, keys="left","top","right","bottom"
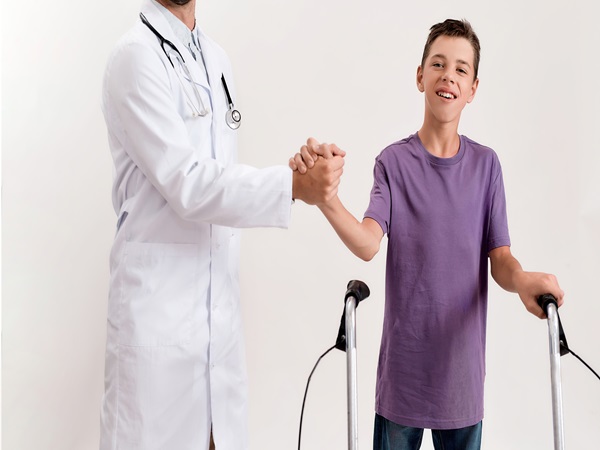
{"left": 117, "top": 241, "right": 200, "bottom": 347}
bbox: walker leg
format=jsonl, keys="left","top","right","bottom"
{"left": 538, "top": 295, "right": 566, "bottom": 450}
{"left": 345, "top": 296, "right": 359, "bottom": 450}
{"left": 336, "top": 281, "right": 370, "bottom": 450}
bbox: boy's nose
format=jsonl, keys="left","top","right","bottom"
{"left": 442, "top": 72, "right": 455, "bottom": 83}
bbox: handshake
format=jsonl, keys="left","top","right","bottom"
{"left": 289, "top": 137, "right": 346, "bottom": 206}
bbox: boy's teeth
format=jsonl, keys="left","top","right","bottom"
{"left": 437, "top": 92, "right": 453, "bottom": 99}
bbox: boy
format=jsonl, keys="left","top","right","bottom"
{"left": 291, "top": 19, "right": 563, "bottom": 450}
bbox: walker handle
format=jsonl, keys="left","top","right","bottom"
{"left": 537, "top": 293, "right": 569, "bottom": 357}
{"left": 537, "top": 293, "right": 558, "bottom": 315}
{"left": 345, "top": 280, "right": 370, "bottom": 305}
{"left": 336, "top": 280, "right": 371, "bottom": 351}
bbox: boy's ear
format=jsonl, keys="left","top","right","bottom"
{"left": 416, "top": 66, "right": 424, "bottom": 92}
{"left": 467, "top": 78, "right": 480, "bottom": 103}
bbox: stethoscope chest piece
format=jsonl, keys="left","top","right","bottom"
{"left": 221, "top": 74, "right": 241, "bottom": 130}
{"left": 226, "top": 108, "right": 242, "bottom": 130}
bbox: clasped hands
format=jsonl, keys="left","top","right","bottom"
{"left": 290, "top": 137, "right": 345, "bottom": 206}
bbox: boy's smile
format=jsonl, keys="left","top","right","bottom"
{"left": 436, "top": 89, "right": 457, "bottom": 100}
{"left": 417, "top": 35, "right": 479, "bottom": 127}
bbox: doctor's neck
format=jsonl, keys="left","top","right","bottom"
{"left": 157, "top": 0, "right": 196, "bottom": 30}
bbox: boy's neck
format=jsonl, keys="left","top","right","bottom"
{"left": 418, "top": 122, "right": 460, "bottom": 158}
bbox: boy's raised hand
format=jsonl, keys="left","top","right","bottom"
{"left": 290, "top": 137, "right": 346, "bottom": 206}
{"left": 289, "top": 137, "right": 346, "bottom": 174}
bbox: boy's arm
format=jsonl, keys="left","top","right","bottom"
{"left": 318, "top": 196, "right": 384, "bottom": 261}
{"left": 290, "top": 137, "right": 384, "bottom": 261}
{"left": 489, "top": 245, "right": 564, "bottom": 319}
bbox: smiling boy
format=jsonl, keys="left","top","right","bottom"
{"left": 291, "top": 19, "right": 563, "bottom": 450}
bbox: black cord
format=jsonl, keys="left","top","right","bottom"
{"left": 553, "top": 306, "right": 600, "bottom": 382}
{"left": 563, "top": 345, "right": 600, "bottom": 381}
{"left": 298, "top": 345, "right": 337, "bottom": 450}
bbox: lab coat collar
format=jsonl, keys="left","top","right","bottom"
{"left": 140, "top": 0, "right": 211, "bottom": 91}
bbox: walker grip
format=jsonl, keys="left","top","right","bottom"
{"left": 345, "top": 280, "right": 370, "bottom": 304}
{"left": 537, "top": 294, "right": 569, "bottom": 357}
{"left": 537, "top": 293, "right": 558, "bottom": 315}
{"left": 336, "top": 280, "right": 371, "bottom": 351}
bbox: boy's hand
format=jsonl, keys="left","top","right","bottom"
{"left": 292, "top": 155, "right": 344, "bottom": 205}
{"left": 289, "top": 137, "right": 346, "bottom": 173}
{"left": 515, "top": 271, "right": 564, "bottom": 319}
{"left": 489, "top": 246, "right": 565, "bottom": 319}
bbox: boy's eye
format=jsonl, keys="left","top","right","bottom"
{"left": 433, "top": 62, "right": 443, "bottom": 68}
{"left": 457, "top": 68, "right": 467, "bottom": 74}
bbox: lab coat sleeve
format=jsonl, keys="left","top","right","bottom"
{"left": 102, "top": 38, "right": 292, "bottom": 229}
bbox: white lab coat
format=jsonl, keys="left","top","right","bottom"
{"left": 100, "top": 1, "right": 292, "bottom": 449}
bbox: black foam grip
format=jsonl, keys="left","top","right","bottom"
{"left": 537, "top": 293, "right": 569, "bottom": 356}
{"left": 345, "top": 280, "right": 370, "bottom": 304}
{"left": 537, "top": 293, "right": 557, "bottom": 315}
{"left": 336, "top": 280, "right": 371, "bottom": 351}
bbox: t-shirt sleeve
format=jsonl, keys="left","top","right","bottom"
{"left": 364, "top": 157, "right": 391, "bottom": 235}
{"left": 487, "top": 156, "right": 511, "bottom": 252}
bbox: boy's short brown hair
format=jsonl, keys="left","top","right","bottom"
{"left": 421, "top": 19, "right": 481, "bottom": 79}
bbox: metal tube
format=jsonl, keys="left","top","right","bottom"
{"left": 546, "top": 303, "right": 565, "bottom": 450}
{"left": 345, "top": 296, "right": 358, "bottom": 450}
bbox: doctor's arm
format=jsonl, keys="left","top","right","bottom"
{"left": 104, "top": 43, "right": 343, "bottom": 228}
{"left": 489, "top": 245, "right": 564, "bottom": 319}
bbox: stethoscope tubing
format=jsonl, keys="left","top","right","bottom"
{"left": 140, "top": 12, "right": 184, "bottom": 68}
{"left": 139, "top": 12, "right": 241, "bottom": 129}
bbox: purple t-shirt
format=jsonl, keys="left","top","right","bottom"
{"left": 365, "top": 133, "right": 510, "bottom": 430}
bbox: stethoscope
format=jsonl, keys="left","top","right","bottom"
{"left": 140, "top": 12, "right": 241, "bottom": 129}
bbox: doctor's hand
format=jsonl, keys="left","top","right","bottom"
{"left": 292, "top": 154, "right": 344, "bottom": 206}
{"left": 289, "top": 137, "right": 346, "bottom": 174}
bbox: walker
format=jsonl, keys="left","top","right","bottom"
{"left": 299, "top": 290, "right": 598, "bottom": 450}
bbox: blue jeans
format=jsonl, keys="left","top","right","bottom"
{"left": 373, "top": 414, "right": 482, "bottom": 450}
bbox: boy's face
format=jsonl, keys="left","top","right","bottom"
{"left": 416, "top": 36, "right": 479, "bottom": 126}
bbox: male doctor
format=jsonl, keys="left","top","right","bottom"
{"left": 101, "top": 0, "right": 343, "bottom": 449}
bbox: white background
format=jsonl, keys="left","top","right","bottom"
{"left": 2, "top": 0, "right": 599, "bottom": 449}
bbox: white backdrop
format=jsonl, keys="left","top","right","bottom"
{"left": 2, "top": 0, "right": 599, "bottom": 449}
